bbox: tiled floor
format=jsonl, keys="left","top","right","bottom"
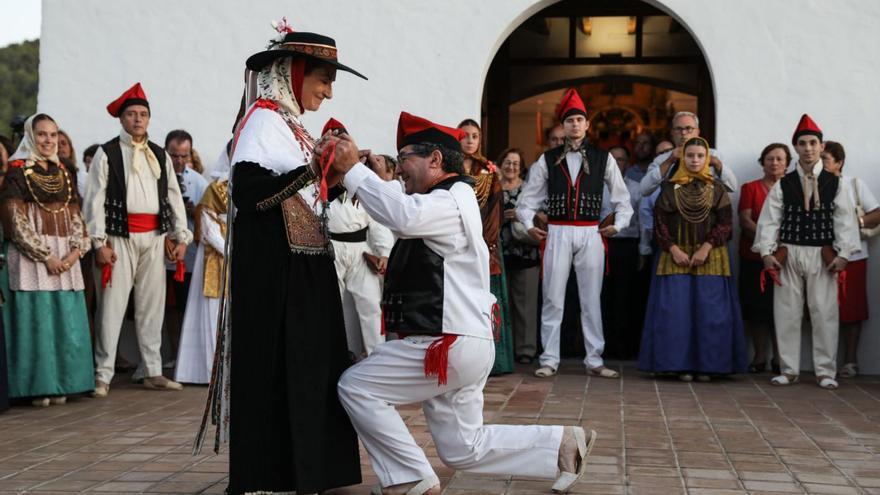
{"left": 1, "top": 362, "right": 879, "bottom": 494}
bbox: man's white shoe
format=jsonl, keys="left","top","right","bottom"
{"left": 371, "top": 475, "right": 441, "bottom": 495}
{"left": 534, "top": 366, "right": 557, "bottom": 378}
{"left": 552, "top": 427, "right": 596, "bottom": 493}
{"left": 770, "top": 374, "right": 799, "bottom": 386}
{"left": 817, "top": 377, "right": 839, "bottom": 390}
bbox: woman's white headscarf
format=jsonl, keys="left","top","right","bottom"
{"left": 9, "top": 114, "right": 60, "bottom": 167}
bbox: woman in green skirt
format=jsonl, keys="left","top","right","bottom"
{"left": 457, "top": 119, "right": 515, "bottom": 374}
{"left": 1, "top": 114, "right": 93, "bottom": 407}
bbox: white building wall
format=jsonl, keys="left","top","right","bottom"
{"left": 39, "top": 0, "right": 880, "bottom": 373}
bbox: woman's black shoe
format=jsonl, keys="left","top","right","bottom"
{"left": 516, "top": 355, "right": 534, "bottom": 364}
{"left": 748, "top": 361, "right": 766, "bottom": 373}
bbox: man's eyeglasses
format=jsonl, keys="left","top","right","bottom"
{"left": 396, "top": 151, "right": 420, "bottom": 164}
{"left": 671, "top": 126, "right": 696, "bottom": 134}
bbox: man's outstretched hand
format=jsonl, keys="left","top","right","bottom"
{"left": 315, "top": 134, "right": 360, "bottom": 176}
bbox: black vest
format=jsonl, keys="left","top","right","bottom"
{"left": 102, "top": 137, "right": 173, "bottom": 237}
{"left": 779, "top": 168, "right": 839, "bottom": 246}
{"left": 543, "top": 144, "right": 607, "bottom": 221}
{"left": 381, "top": 175, "right": 474, "bottom": 335}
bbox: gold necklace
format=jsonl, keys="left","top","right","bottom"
{"left": 23, "top": 166, "right": 73, "bottom": 214}
{"left": 673, "top": 182, "right": 714, "bottom": 224}
{"left": 469, "top": 171, "right": 495, "bottom": 209}
{"left": 24, "top": 167, "right": 66, "bottom": 194}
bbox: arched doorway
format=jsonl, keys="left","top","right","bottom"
{"left": 482, "top": 0, "right": 715, "bottom": 163}
{"left": 483, "top": 0, "right": 716, "bottom": 361}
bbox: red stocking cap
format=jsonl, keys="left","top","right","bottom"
{"left": 555, "top": 88, "right": 587, "bottom": 122}
{"left": 107, "top": 82, "right": 149, "bottom": 117}
{"left": 396, "top": 112, "right": 465, "bottom": 151}
{"left": 792, "top": 113, "right": 823, "bottom": 146}
{"left": 322, "top": 118, "right": 347, "bottom": 136}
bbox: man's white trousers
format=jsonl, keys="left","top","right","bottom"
{"left": 338, "top": 336, "right": 563, "bottom": 487}
{"left": 93, "top": 232, "right": 166, "bottom": 383}
{"left": 539, "top": 224, "right": 606, "bottom": 370}
{"left": 332, "top": 239, "right": 385, "bottom": 356}
{"left": 773, "top": 244, "right": 839, "bottom": 378}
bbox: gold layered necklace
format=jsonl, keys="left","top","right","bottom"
{"left": 471, "top": 172, "right": 494, "bottom": 208}
{"left": 23, "top": 164, "right": 73, "bottom": 214}
{"left": 465, "top": 156, "right": 495, "bottom": 209}
{"left": 673, "top": 182, "right": 714, "bottom": 224}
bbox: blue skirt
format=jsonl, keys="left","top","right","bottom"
{"left": 638, "top": 272, "right": 747, "bottom": 375}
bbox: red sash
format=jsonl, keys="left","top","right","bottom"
{"left": 547, "top": 220, "right": 599, "bottom": 227}
{"left": 98, "top": 214, "right": 185, "bottom": 287}
{"left": 128, "top": 213, "right": 159, "bottom": 233}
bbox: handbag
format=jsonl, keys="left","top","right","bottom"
{"left": 853, "top": 178, "right": 880, "bottom": 239}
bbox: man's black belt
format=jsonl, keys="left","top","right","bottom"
{"left": 329, "top": 227, "right": 368, "bottom": 243}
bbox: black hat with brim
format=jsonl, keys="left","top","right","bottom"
{"left": 246, "top": 31, "right": 367, "bottom": 80}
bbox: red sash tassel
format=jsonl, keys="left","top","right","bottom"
{"left": 174, "top": 260, "right": 186, "bottom": 282}
{"left": 315, "top": 142, "right": 336, "bottom": 205}
{"left": 424, "top": 335, "right": 457, "bottom": 386}
{"left": 837, "top": 270, "right": 847, "bottom": 306}
{"left": 759, "top": 268, "right": 782, "bottom": 293}
{"left": 491, "top": 303, "right": 501, "bottom": 342}
{"left": 100, "top": 263, "right": 112, "bottom": 289}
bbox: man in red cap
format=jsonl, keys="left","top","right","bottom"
{"left": 753, "top": 114, "right": 859, "bottom": 390}
{"left": 516, "top": 88, "right": 633, "bottom": 379}
{"left": 326, "top": 112, "right": 596, "bottom": 495}
{"left": 83, "top": 82, "right": 192, "bottom": 397}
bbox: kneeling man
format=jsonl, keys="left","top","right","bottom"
{"left": 327, "top": 112, "right": 595, "bottom": 495}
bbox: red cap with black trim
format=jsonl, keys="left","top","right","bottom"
{"left": 792, "top": 113, "right": 823, "bottom": 146}
{"left": 556, "top": 88, "right": 587, "bottom": 122}
{"left": 107, "top": 82, "right": 149, "bottom": 118}
{"left": 321, "top": 118, "right": 347, "bottom": 137}
{"left": 396, "top": 112, "right": 465, "bottom": 151}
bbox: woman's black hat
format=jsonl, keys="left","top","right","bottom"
{"left": 246, "top": 31, "right": 367, "bottom": 80}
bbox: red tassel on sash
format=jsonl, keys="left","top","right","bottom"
{"left": 837, "top": 270, "right": 847, "bottom": 306}
{"left": 314, "top": 142, "right": 336, "bottom": 205}
{"left": 759, "top": 268, "right": 782, "bottom": 293}
{"left": 100, "top": 263, "right": 112, "bottom": 289}
{"left": 174, "top": 260, "right": 186, "bottom": 282}
{"left": 491, "top": 303, "right": 501, "bottom": 342}
{"left": 424, "top": 335, "right": 457, "bottom": 386}
{"left": 380, "top": 308, "right": 386, "bottom": 336}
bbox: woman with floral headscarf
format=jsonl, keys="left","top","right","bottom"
{"left": 194, "top": 20, "right": 365, "bottom": 494}
{"left": 638, "top": 137, "right": 747, "bottom": 382}
{"left": 0, "top": 114, "right": 93, "bottom": 407}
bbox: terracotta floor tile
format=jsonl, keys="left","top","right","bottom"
{"left": 741, "top": 480, "right": 805, "bottom": 492}
{"left": 0, "top": 365, "right": 877, "bottom": 494}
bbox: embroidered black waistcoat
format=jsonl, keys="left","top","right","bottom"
{"left": 779, "top": 169, "right": 839, "bottom": 246}
{"left": 381, "top": 175, "right": 474, "bottom": 335}
{"left": 102, "top": 137, "right": 173, "bottom": 237}
{"left": 543, "top": 144, "right": 607, "bottom": 221}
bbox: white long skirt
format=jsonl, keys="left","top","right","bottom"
{"left": 174, "top": 244, "right": 220, "bottom": 384}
